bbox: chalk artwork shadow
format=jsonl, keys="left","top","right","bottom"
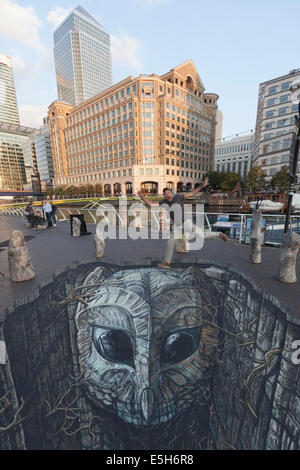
{"left": 0, "top": 260, "right": 299, "bottom": 450}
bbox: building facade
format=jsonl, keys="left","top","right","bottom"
{"left": 214, "top": 134, "right": 254, "bottom": 180}
{"left": 0, "top": 122, "right": 37, "bottom": 190}
{"left": 34, "top": 121, "right": 55, "bottom": 190}
{"left": 48, "top": 60, "right": 220, "bottom": 196}
{"left": 53, "top": 6, "right": 112, "bottom": 107}
{"left": 252, "top": 69, "right": 300, "bottom": 181}
{"left": 0, "top": 53, "right": 20, "bottom": 125}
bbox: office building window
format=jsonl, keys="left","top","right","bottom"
{"left": 281, "top": 82, "right": 291, "bottom": 91}
{"left": 269, "top": 86, "right": 277, "bottom": 95}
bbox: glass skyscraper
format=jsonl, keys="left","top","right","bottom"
{"left": 34, "top": 122, "right": 55, "bottom": 189}
{"left": 0, "top": 53, "right": 20, "bottom": 125}
{"left": 53, "top": 6, "right": 112, "bottom": 106}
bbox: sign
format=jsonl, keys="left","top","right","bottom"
{"left": 245, "top": 217, "right": 266, "bottom": 244}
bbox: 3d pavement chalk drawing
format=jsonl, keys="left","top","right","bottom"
{"left": 0, "top": 260, "right": 300, "bottom": 450}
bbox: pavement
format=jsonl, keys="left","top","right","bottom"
{"left": 0, "top": 215, "right": 300, "bottom": 317}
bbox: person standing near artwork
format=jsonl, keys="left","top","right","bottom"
{"left": 138, "top": 178, "right": 228, "bottom": 268}
{"left": 49, "top": 201, "right": 58, "bottom": 227}
{"left": 43, "top": 201, "right": 53, "bottom": 228}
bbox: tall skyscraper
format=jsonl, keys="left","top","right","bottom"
{"left": 53, "top": 5, "right": 112, "bottom": 106}
{"left": 34, "top": 119, "right": 55, "bottom": 190}
{"left": 0, "top": 53, "right": 20, "bottom": 125}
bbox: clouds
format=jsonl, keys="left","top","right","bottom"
{"left": 111, "top": 31, "right": 143, "bottom": 73}
{"left": 19, "top": 105, "right": 48, "bottom": 129}
{"left": 0, "top": 0, "right": 44, "bottom": 52}
{"left": 47, "top": 5, "right": 72, "bottom": 30}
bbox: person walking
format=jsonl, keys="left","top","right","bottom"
{"left": 49, "top": 201, "right": 58, "bottom": 226}
{"left": 138, "top": 178, "right": 228, "bottom": 268}
{"left": 25, "top": 199, "right": 36, "bottom": 227}
{"left": 43, "top": 201, "right": 53, "bottom": 228}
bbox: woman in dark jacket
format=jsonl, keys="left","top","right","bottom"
{"left": 49, "top": 201, "right": 58, "bottom": 226}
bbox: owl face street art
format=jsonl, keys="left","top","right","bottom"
{"left": 75, "top": 267, "right": 218, "bottom": 427}
{"left": 1, "top": 261, "right": 300, "bottom": 450}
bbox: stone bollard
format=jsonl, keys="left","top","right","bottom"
{"left": 249, "top": 209, "right": 262, "bottom": 264}
{"left": 94, "top": 234, "right": 105, "bottom": 258}
{"left": 279, "top": 232, "right": 300, "bottom": 283}
{"left": 73, "top": 217, "right": 81, "bottom": 237}
{"left": 8, "top": 230, "right": 35, "bottom": 282}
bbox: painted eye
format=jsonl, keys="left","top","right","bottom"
{"left": 160, "top": 331, "right": 199, "bottom": 365}
{"left": 93, "top": 328, "right": 134, "bottom": 367}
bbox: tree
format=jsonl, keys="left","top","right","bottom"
{"left": 46, "top": 187, "right": 55, "bottom": 198}
{"left": 76, "top": 185, "right": 88, "bottom": 197}
{"left": 271, "top": 165, "right": 290, "bottom": 192}
{"left": 86, "top": 184, "right": 94, "bottom": 197}
{"left": 220, "top": 172, "right": 240, "bottom": 192}
{"left": 245, "top": 165, "right": 267, "bottom": 192}
{"left": 205, "top": 171, "right": 227, "bottom": 190}
{"left": 94, "top": 184, "right": 102, "bottom": 197}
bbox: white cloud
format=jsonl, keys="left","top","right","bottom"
{"left": 0, "top": 0, "right": 44, "bottom": 52}
{"left": 136, "top": 0, "right": 169, "bottom": 6}
{"left": 111, "top": 31, "right": 143, "bottom": 72}
{"left": 47, "top": 5, "right": 72, "bottom": 30}
{"left": 19, "top": 105, "right": 48, "bottom": 129}
{"left": 11, "top": 53, "right": 39, "bottom": 79}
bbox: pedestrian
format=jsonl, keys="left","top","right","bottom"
{"left": 49, "top": 201, "right": 58, "bottom": 226}
{"left": 43, "top": 201, "right": 53, "bottom": 228}
{"left": 25, "top": 199, "right": 35, "bottom": 226}
{"left": 138, "top": 177, "right": 228, "bottom": 268}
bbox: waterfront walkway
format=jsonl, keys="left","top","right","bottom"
{"left": 0, "top": 216, "right": 299, "bottom": 317}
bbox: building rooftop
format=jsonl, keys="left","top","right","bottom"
{"left": 259, "top": 68, "right": 300, "bottom": 86}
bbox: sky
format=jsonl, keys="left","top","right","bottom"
{"left": 0, "top": 0, "right": 299, "bottom": 138}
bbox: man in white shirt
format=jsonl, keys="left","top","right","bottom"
{"left": 43, "top": 201, "right": 53, "bottom": 228}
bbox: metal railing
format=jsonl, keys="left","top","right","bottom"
{"left": 2, "top": 203, "right": 300, "bottom": 246}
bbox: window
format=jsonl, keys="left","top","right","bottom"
{"left": 266, "top": 110, "right": 274, "bottom": 118}
{"left": 267, "top": 98, "right": 276, "bottom": 107}
{"left": 277, "top": 119, "right": 287, "bottom": 127}
{"left": 265, "top": 122, "right": 274, "bottom": 130}
{"left": 279, "top": 107, "right": 288, "bottom": 115}
{"left": 280, "top": 94, "right": 289, "bottom": 103}
{"left": 281, "top": 82, "right": 291, "bottom": 91}
{"left": 269, "top": 86, "right": 277, "bottom": 95}
{"left": 283, "top": 138, "right": 292, "bottom": 149}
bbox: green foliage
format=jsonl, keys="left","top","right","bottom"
{"left": 271, "top": 165, "right": 290, "bottom": 191}
{"left": 245, "top": 165, "right": 267, "bottom": 191}
{"left": 220, "top": 172, "right": 240, "bottom": 192}
{"left": 204, "top": 171, "right": 226, "bottom": 190}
